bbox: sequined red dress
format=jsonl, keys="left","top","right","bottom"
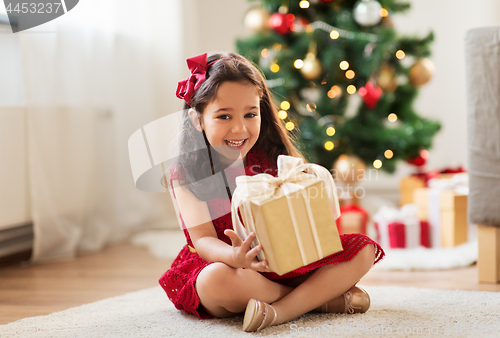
{"left": 159, "top": 146, "right": 384, "bottom": 318}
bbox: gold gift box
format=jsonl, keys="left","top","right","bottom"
{"left": 240, "top": 176, "right": 343, "bottom": 276}
{"left": 414, "top": 187, "right": 430, "bottom": 221}
{"left": 413, "top": 188, "right": 468, "bottom": 247}
{"left": 400, "top": 176, "right": 426, "bottom": 206}
{"left": 400, "top": 174, "right": 456, "bottom": 206}
{"left": 440, "top": 190, "right": 468, "bottom": 247}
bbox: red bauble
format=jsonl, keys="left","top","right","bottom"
{"left": 406, "top": 149, "right": 429, "bottom": 167}
{"left": 269, "top": 12, "right": 294, "bottom": 35}
{"left": 358, "top": 82, "right": 382, "bottom": 109}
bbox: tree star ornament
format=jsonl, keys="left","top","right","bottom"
{"left": 358, "top": 82, "right": 382, "bottom": 109}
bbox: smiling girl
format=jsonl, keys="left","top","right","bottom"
{"left": 159, "top": 52, "right": 384, "bottom": 332}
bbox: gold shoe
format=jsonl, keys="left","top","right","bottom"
{"left": 242, "top": 299, "right": 277, "bottom": 332}
{"left": 316, "top": 286, "right": 370, "bottom": 314}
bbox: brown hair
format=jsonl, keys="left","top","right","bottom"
{"left": 162, "top": 52, "right": 305, "bottom": 201}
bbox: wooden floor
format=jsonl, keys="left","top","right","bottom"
{"left": 0, "top": 243, "right": 498, "bottom": 325}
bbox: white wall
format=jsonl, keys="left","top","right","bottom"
{"left": 391, "top": 0, "right": 500, "bottom": 175}
{"left": 181, "top": 0, "right": 252, "bottom": 60}
{"left": 168, "top": 0, "right": 253, "bottom": 115}
{"left": 179, "top": 0, "right": 500, "bottom": 202}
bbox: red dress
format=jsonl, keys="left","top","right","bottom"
{"left": 159, "top": 146, "right": 385, "bottom": 318}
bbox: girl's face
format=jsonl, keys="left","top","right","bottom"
{"left": 198, "top": 81, "right": 261, "bottom": 166}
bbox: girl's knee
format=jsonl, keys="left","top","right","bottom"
{"left": 197, "top": 263, "right": 263, "bottom": 302}
{"left": 197, "top": 263, "right": 236, "bottom": 298}
{"left": 359, "top": 244, "right": 376, "bottom": 267}
{"left": 196, "top": 263, "right": 241, "bottom": 317}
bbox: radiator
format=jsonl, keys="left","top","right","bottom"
{"left": 0, "top": 107, "right": 32, "bottom": 260}
{"left": 0, "top": 223, "right": 33, "bottom": 259}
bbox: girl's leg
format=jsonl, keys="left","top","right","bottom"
{"left": 196, "top": 263, "right": 294, "bottom": 317}
{"left": 271, "top": 244, "right": 376, "bottom": 325}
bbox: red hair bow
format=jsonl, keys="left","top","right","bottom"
{"left": 176, "top": 53, "right": 209, "bottom": 105}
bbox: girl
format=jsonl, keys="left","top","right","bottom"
{"left": 159, "top": 52, "right": 384, "bottom": 332}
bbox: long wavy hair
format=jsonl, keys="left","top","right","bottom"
{"left": 162, "top": 52, "right": 305, "bottom": 201}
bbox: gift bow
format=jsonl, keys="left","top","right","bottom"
{"left": 176, "top": 53, "right": 209, "bottom": 105}
{"left": 428, "top": 173, "right": 469, "bottom": 195}
{"left": 372, "top": 204, "right": 419, "bottom": 225}
{"left": 231, "top": 155, "right": 341, "bottom": 264}
{"left": 233, "top": 156, "right": 321, "bottom": 203}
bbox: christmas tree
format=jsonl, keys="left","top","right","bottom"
{"left": 237, "top": 0, "right": 440, "bottom": 174}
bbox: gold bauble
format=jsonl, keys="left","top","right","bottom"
{"left": 376, "top": 64, "right": 398, "bottom": 92}
{"left": 333, "top": 154, "right": 366, "bottom": 184}
{"left": 409, "top": 58, "right": 435, "bottom": 87}
{"left": 300, "top": 52, "right": 323, "bottom": 80}
{"left": 244, "top": 7, "right": 271, "bottom": 33}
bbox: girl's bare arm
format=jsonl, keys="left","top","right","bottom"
{"left": 172, "top": 180, "right": 269, "bottom": 271}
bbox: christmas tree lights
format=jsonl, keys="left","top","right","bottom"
{"left": 237, "top": 0, "right": 441, "bottom": 173}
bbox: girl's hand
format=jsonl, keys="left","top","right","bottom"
{"left": 224, "top": 229, "right": 270, "bottom": 272}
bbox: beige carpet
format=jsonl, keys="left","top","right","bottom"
{"left": 2, "top": 286, "right": 499, "bottom": 337}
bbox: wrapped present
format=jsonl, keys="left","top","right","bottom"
{"left": 373, "top": 204, "right": 430, "bottom": 249}
{"left": 440, "top": 190, "right": 468, "bottom": 247}
{"left": 400, "top": 176, "right": 427, "bottom": 206}
{"left": 413, "top": 174, "right": 469, "bottom": 248}
{"left": 399, "top": 168, "right": 465, "bottom": 206}
{"left": 413, "top": 187, "right": 429, "bottom": 221}
{"left": 231, "top": 155, "right": 343, "bottom": 276}
{"left": 338, "top": 204, "right": 368, "bottom": 235}
{"left": 385, "top": 220, "right": 430, "bottom": 248}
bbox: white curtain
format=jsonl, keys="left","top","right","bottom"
{"left": 20, "top": 0, "right": 184, "bottom": 262}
